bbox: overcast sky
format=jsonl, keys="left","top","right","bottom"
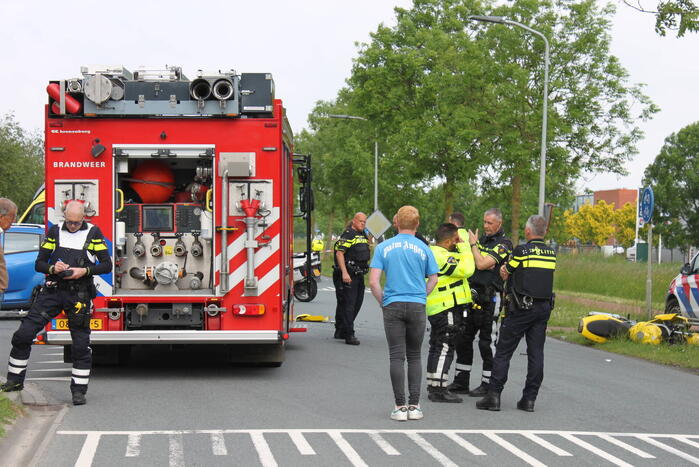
{"left": 1, "top": 1, "right": 696, "bottom": 194}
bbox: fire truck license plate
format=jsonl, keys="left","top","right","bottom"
{"left": 52, "top": 319, "right": 103, "bottom": 330}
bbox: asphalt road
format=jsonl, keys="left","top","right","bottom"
{"left": 1, "top": 282, "right": 698, "bottom": 466}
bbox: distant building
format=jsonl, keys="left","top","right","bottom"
{"left": 573, "top": 193, "right": 594, "bottom": 212}
{"left": 593, "top": 188, "right": 637, "bottom": 210}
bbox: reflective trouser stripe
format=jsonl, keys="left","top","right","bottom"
{"left": 455, "top": 364, "right": 471, "bottom": 372}
{"left": 9, "top": 357, "right": 28, "bottom": 367}
{"left": 8, "top": 364, "right": 24, "bottom": 374}
{"left": 72, "top": 368, "right": 90, "bottom": 376}
{"left": 72, "top": 377, "right": 89, "bottom": 385}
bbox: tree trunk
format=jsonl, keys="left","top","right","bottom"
{"left": 511, "top": 174, "right": 521, "bottom": 244}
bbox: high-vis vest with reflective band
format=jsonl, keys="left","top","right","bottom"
{"left": 41, "top": 222, "right": 106, "bottom": 274}
{"left": 426, "top": 244, "right": 475, "bottom": 316}
{"left": 505, "top": 239, "right": 556, "bottom": 299}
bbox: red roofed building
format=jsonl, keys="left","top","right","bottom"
{"left": 594, "top": 188, "right": 638, "bottom": 209}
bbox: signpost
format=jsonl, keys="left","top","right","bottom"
{"left": 640, "top": 187, "right": 654, "bottom": 318}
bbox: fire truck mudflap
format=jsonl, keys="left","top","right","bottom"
{"left": 42, "top": 66, "right": 303, "bottom": 366}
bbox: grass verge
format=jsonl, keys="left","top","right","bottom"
{"left": 549, "top": 329, "right": 699, "bottom": 371}
{"left": 0, "top": 393, "right": 21, "bottom": 438}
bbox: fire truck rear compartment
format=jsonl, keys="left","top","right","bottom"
{"left": 124, "top": 302, "right": 204, "bottom": 329}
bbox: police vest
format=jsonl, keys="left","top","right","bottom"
{"left": 333, "top": 229, "right": 370, "bottom": 266}
{"left": 507, "top": 239, "right": 556, "bottom": 299}
{"left": 426, "top": 244, "right": 475, "bottom": 316}
{"left": 470, "top": 230, "right": 512, "bottom": 292}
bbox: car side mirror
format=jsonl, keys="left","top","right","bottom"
{"left": 680, "top": 263, "right": 692, "bottom": 275}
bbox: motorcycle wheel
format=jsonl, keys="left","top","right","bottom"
{"left": 294, "top": 279, "right": 318, "bottom": 302}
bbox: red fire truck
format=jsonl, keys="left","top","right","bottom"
{"left": 40, "top": 66, "right": 310, "bottom": 366}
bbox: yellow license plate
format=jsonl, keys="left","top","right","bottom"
{"left": 52, "top": 319, "right": 103, "bottom": 330}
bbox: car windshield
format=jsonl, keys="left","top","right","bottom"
{"left": 3, "top": 232, "right": 41, "bottom": 254}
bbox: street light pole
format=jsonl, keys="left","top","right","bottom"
{"left": 468, "top": 15, "right": 550, "bottom": 216}
{"left": 326, "top": 114, "right": 379, "bottom": 212}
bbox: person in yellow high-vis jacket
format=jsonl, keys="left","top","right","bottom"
{"left": 425, "top": 223, "right": 475, "bottom": 403}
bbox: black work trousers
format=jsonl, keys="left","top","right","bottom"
{"left": 6, "top": 287, "right": 92, "bottom": 394}
{"left": 454, "top": 296, "right": 500, "bottom": 385}
{"left": 333, "top": 269, "right": 365, "bottom": 337}
{"left": 426, "top": 306, "right": 465, "bottom": 388}
{"left": 489, "top": 300, "right": 551, "bottom": 401}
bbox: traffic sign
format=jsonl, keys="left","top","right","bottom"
{"left": 365, "top": 210, "right": 391, "bottom": 239}
{"left": 640, "top": 186, "right": 654, "bottom": 224}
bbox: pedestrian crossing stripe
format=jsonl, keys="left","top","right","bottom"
{"left": 57, "top": 429, "right": 699, "bottom": 467}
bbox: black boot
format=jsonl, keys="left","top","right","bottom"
{"left": 468, "top": 383, "right": 488, "bottom": 397}
{"left": 517, "top": 398, "right": 535, "bottom": 412}
{"left": 345, "top": 335, "right": 360, "bottom": 345}
{"left": 0, "top": 381, "right": 24, "bottom": 392}
{"left": 428, "top": 387, "right": 463, "bottom": 403}
{"left": 476, "top": 391, "right": 500, "bottom": 411}
{"left": 448, "top": 372, "right": 470, "bottom": 394}
{"left": 72, "top": 391, "right": 86, "bottom": 406}
{"left": 334, "top": 329, "right": 345, "bottom": 339}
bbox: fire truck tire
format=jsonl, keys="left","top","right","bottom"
{"left": 294, "top": 279, "right": 318, "bottom": 302}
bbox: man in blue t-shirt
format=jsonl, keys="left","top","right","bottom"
{"left": 369, "top": 205, "right": 438, "bottom": 422}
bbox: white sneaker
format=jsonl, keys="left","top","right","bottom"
{"left": 390, "top": 406, "right": 408, "bottom": 421}
{"left": 408, "top": 405, "right": 423, "bottom": 420}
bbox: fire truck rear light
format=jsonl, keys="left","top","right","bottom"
{"left": 232, "top": 304, "right": 265, "bottom": 316}
{"left": 282, "top": 333, "right": 289, "bottom": 340}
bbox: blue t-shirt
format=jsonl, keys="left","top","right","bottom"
{"left": 370, "top": 233, "right": 439, "bottom": 306}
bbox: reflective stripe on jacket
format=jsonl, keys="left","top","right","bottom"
{"left": 426, "top": 243, "right": 475, "bottom": 316}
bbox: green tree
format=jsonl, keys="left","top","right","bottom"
{"left": 614, "top": 202, "right": 637, "bottom": 247}
{"left": 643, "top": 121, "right": 699, "bottom": 251}
{"left": 0, "top": 113, "right": 44, "bottom": 213}
{"left": 623, "top": 0, "right": 698, "bottom": 37}
{"left": 564, "top": 200, "right": 616, "bottom": 246}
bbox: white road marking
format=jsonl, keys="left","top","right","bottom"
{"left": 369, "top": 432, "right": 400, "bottom": 455}
{"left": 168, "top": 433, "right": 184, "bottom": 467}
{"left": 637, "top": 435, "right": 699, "bottom": 465}
{"left": 25, "top": 377, "right": 71, "bottom": 382}
{"left": 210, "top": 431, "right": 227, "bottom": 456}
{"left": 483, "top": 432, "right": 545, "bottom": 467}
{"left": 407, "top": 433, "right": 457, "bottom": 467}
{"left": 328, "top": 431, "right": 369, "bottom": 467}
{"left": 521, "top": 432, "right": 572, "bottom": 456}
{"left": 35, "top": 360, "right": 68, "bottom": 364}
{"left": 125, "top": 434, "right": 141, "bottom": 457}
{"left": 56, "top": 429, "right": 699, "bottom": 466}
{"left": 250, "top": 431, "right": 277, "bottom": 467}
{"left": 29, "top": 368, "right": 71, "bottom": 372}
{"left": 74, "top": 433, "right": 101, "bottom": 467}
{"left": 443, "top": 432, "right": 486, "bottom": 456}
{"left": 561, "top": 434, "right": 634, "bottom": 467}
{"left": 40, "top": 352, "right": 65, "bottom": 356}
{"left": 289, "top": 431, "right": 315, "bottom": 455}
{"left": 597, "top": 434, "right": 655, "bottom": 458}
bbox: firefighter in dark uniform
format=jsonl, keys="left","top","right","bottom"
{"left": 448, "top": 209, "right": 512, "bottom": 397}
{"left": 333, "top": 212, "right": 370, "bottom": 345}
{"left": 476, "top": 214, "right": 556, "bottom": 412}
{"left": 1, "top": 201, "right": 111, "bottom": 405}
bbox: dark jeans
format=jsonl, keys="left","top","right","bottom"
{"left": 333, "top": 270, "right": 365, "bottom": 337}
{"left": 382, "top": 301, "right": 426, "bottom": 406}
{"left": 489, "top": 301, "right": 551, "bottom": 401}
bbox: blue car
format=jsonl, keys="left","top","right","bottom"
{"left": 1, "top": 224, "right": 45, "bottom": 310}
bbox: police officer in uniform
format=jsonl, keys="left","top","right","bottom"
{"left": 333, "top": 212, "right": 370, "bottom": 345}
{"left": 476, "top": 215, "right": 556, "bottom": 412}
{"left": 448, "top": 209, "right": 512, "bottom": 397}
{"left": 1, "top": 201, "right": 111, "bottom": 405}
{"left": 425, "top": 223, "right": 474, "bottom": 402}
